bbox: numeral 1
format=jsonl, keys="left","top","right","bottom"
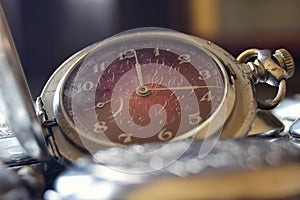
{"left": 154, "top": 47, "right": 160, "bottom": 56}
{"left": 93, "top": 62, "right": 106, "bottom": 73}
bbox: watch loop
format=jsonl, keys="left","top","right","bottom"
{"left": 257, "top": 79, "right": 286, "bottom": 110}
{"left": 237, "top": 49, "right": 294, "bottom": 110}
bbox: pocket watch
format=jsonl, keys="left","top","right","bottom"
{"left": 0, "top": 3, "right": 294, "bottom": 162}
{"left": 33, "top": 27, "right": 293, "bottom": 163}
{"left": 0, "top": 18, "right": 295, "bottom": 164}
{"left": 0, "top": 5, "right": 299, "bottom": 199}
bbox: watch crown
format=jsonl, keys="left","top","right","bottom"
{"left": 274, "top": 48, "right": 295, "bottom": 79}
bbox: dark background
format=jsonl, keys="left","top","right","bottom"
{"left": 1, "top": 0, "right": 300, "bottom": 98}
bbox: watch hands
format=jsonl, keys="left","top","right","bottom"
{"left": 148, "top": 85, "right": 223, "bottom": 91}
{"left": 95, "top": 99, "right": 113, "bottom": 108}
{"left": 83, "top": 99, "right": 113, "bottom": 111}
{"left": 134, "top": 50, "right": 144, "bottom": 87}
{"left": 133, "top": 50, "right": 152, "bottom": 96}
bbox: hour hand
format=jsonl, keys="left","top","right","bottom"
{"left": 83, "top": 99, "right": 112, "bottom": 111}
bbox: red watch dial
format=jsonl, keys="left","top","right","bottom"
{"left": 61, "top": 31, "right": 226, "bottom": 147}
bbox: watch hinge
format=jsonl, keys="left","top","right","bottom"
{"left": 42, "top": 119, "right": 58, "bottom": 129}
{"left": 36, "top": 97, "right": 61, "bottom": 159}
{"left": 36, "top": 97, "right": 58, "bottom": 133}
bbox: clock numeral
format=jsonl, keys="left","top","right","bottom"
{"left": 74, "top": 81, "right": 95, "bottom": 94}
{"left": 93, "top": 121, "right": 108, "bottom": 133}
{"left": 118, "top": 133, "right": 132, "bottom": 143}
{"left": 157, "top": 128, "right": 173, "bottom": 141}
{"left": 178, "top": 54, "right": 191, "bottom": 64}
{"left": 153, "top": 47, "right": 160, "bottom": 56}
{"left": 119, "top": 49, "right": 135, "bottom": 60}
{"left": 200, "top": 91, "right": 212, "bottom": 102}
{"left": 188, "top": 112, "right": 202, "bottom": 125}
{"left": 198, "top": 70, "right": 211, "bottom": 80}
{"left": 93, "top": 62, "right": 106, "bottom": 73}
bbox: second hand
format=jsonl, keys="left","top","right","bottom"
{"left": 148, "top": 85, "right": 223, "bottom": 91}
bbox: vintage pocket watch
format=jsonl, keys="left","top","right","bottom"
{"left": 0, "top": 9, "right": 295, "bottom": 164}
{"left": 37, "top": 28, "right": 295, "bottom": 163}
{"left": 0, "top": 4, "right": 300, "bottom": 198}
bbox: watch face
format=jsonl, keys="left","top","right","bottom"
{"left": 58, "top": 29, "right": 229, "bottom": 148}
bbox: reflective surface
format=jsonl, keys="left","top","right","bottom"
{"left": 45, "top": 138, "right": 300, "bottom": 200}
{"left": 0, "top": 5, "right": 47, "bottom": 160}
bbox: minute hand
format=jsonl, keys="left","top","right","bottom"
{"left": 148, "top": 85, "right": 223, "bottom": 91}
{"left": 134, "top": 50, "right": 144, "bottom": 87}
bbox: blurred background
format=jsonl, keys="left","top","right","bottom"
{"left": 1, "top": 0, "right": 300, "bottom": 98}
